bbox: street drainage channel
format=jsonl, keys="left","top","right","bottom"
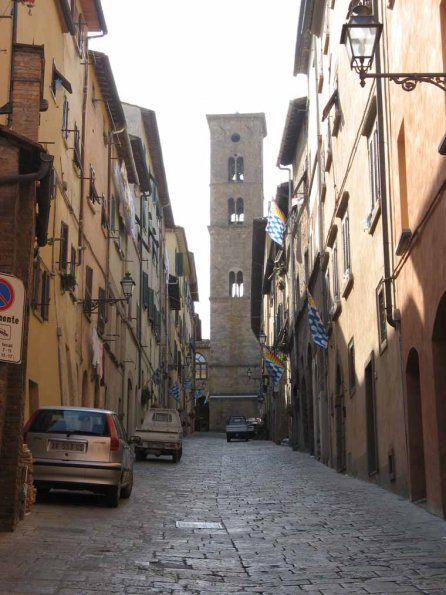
{"left": 175, "top": 521, "right": 224, "bottom": 529}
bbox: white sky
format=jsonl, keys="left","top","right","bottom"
{"left": 90, "top": 0, "right": 305, "bottom": 339}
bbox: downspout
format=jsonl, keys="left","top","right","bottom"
{"left": 278, "top": 164, "right": 295, "bottom": 445}
{"left": 0, "top": 152, "right": 52, "bottom": 185}
{"left": 6, "top": 0, "right": 18, "bottom": 127}
{"left": 374, "top": 0, "right": 396, "bottom": 328}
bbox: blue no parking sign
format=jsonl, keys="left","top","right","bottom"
{"left": 0, "top": 273, "right": 25, "bottom": 364}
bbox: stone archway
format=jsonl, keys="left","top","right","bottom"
{"left": 405, "top": 347, "right": 426, "bottom": 502}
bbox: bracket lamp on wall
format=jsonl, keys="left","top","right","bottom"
{"left": 341, "top": 14, "right": 446, "bottom": 92}
{"left": 78, "top": 272, "right": 135, "bottom": 311}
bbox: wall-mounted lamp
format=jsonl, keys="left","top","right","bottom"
{"left": 341, "top": 14, "right": 446, "bottom": 92}
{"left": 258, "top": 331, "right": 267, "bottom": 346}
{"left": 78, "top": 272, "right": 135, "bottom": 311}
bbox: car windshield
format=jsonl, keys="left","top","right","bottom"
{"left": 29, "top": 409, "right": 110, "bottom": 436}
{"left": 229, "top": 417, "right": 245, "bottom": 423}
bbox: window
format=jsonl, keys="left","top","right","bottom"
{"left": 236, "top": 198, "right": 244, "bottom": 223}
{"left": 89, "top": 166, "right": 100, "bottom": 204}
{"left": 229, "top": 271, "right": 243, "bottom": 297}
{"left": 342, "top": 211, "right": 351, "bottom": 278}
{"left": 377, "top": 284, "right": 387, "bottom": 349}
{"left": 332, "top": 241, "right": 339, "bottom": 301}
{"left": 228, "top": 155, "right": 244, "bottom": 182}
{"left": 228, "top": 197, "right": 244, "bottom": 223}
{"left": 70, "top": 245, "right": 77, "bottom": 276}
{"left": 62, "top": 95, "right": 69, "bottom": 139}
{"left": 31, "top": 259, "right": 51, "bottom": 321}
{"left": 59, "top": 222, "right": 69, "bottom": 272}
{"left": 97, "top": 287, "right": 106, "bottom": 335}
{"left": 348, "top": 338, "right": 356, "bottom": 395}
{"left": 51, "top": 63, "right": 72, "bottom": 97}
{"left": 73, "top": 122, "right": 81, "bottom": 168}
{"left": 110, "top": 196, "right": 117, "bottom": 234}
{"left": 368, "top": 118, "right": 381, "bottom": 212}
{"left": 84, "top": 266, "right": 93, "bottom": 316}
{"left": 195, "top": 353, "right": 207, "bottom": 380}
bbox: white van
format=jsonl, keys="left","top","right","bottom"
{"left": 131, "top": 408, "right": 183, "bottom": 463}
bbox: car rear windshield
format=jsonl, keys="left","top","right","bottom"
{"left": 152, "top": 412, "right": 172, "bottom": 423}
{"left": 229, "top": 417, "right": 246, "bottom": 423}
{"left": 29, "top": 410, "right": 110, "bottom": 436}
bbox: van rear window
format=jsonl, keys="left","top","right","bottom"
{"left": 153, "top": 412, "right": 172, "bottom": 423}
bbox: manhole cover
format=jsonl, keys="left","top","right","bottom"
{"left": 176, "top": 521, "right": 223, "bottom": 529}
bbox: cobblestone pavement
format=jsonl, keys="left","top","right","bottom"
{"left": 1, "top": 434, "right": 446, "bottom": 595}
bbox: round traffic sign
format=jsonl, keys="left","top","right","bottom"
{"left": 0, "top": 277, "right": 15, "bottom": 311}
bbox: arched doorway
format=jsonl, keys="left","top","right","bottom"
{"left": 307, "top": 345, "right": 315, "bottom": 456}
{"left": 406, "top": 348, "right": 426, "bottom": 502}
{"left": 335, "top": 364, "right": 346, "bottom": 472}
{"left": 432, "top": 292, "right": 446, "bottom": 507}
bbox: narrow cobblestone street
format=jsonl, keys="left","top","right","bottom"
{"left": 1, "top": 434, "right": 446, "bottom": 595}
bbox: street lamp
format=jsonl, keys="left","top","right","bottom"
{"left": 78, "top": 272, "right": 135, "bottom": 311}
{"left": 258, "top": 331, "right": 267, "bottom": 346}
{"left": 341, "top": 14, "right": 446, "bottom": 92}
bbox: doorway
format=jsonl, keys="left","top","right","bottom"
{"left": 406, "top": 348, "right": 426, "bottom": 502}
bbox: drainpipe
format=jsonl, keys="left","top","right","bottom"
{"left": 374, "top": 0, "right": 396, "bottom": 328}
{"left": 278, "top": 164, "right": 296, "bottom": 446}
{"left": 0, "top": 152, "right": 52, "bottom": 186}
{"left": 6, "top": 0, "right": 18, "bottom": 127}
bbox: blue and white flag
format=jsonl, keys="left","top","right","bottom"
{"left": 265, "top": 200, "right": 286, "bottom": 247}
{"left": 183, "top": 377, "right": 192, "bottom": 391}
{"left": 193, "top": 389, "right": 203, "bottom": 400}
{"left": 203, "top": 393, "right": 209, "bottom": 405}
{"left": 263, "top": 345, "right": 286, "bottom": 385}
{"left": 307, "top": 291, "right": 328, "bottom": 349}
{"left": 152, "top": 368, "right": 161, "bottom": 386}
{"left": 169, "top": 382, "right": 180, "bottom": 401}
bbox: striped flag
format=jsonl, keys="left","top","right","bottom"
{"left": 169, "top": 382, "right": 180, "bottom": 401}
{"left": 193, "top": 389, "right": 203, "bottom": 400}
{"left": 307, "top": 291, "right": 328, "bottom": 349}
{"left": 183, "top": 377, "right": 192, "bottom": 391}
{"left": 262, "top": 346, "right": 286, "bottom": 385}
{"left": 265, "top": 200, "right": 286, "bottom": 246}
{"left": 152, "top": 368, "right": 161, "bottom": 385}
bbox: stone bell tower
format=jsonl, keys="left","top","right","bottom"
{"left": 207, "top": 113, "right": 267, "bottom": 430}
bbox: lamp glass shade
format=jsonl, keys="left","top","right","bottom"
{"left": 258, "top": 331, "right": 267, "bottom": 346}
{"left": 120, "top": 272, "right": 135, "bottom": 299}
{"left": 341, "top": 16, "right": 382, "bottom": 73}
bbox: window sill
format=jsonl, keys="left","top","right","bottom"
{"left": 341, "top": 270, "right": 354, "bottom": 299}
{"left": 366, "top": 200, "right": 381, "bottom": 235}
{"left": 329, "top": 299, "right": 342, "bottom": 321}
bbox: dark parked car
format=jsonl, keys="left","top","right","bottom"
{"left": 24, "top": 406, "right": 134, "bottom": 507}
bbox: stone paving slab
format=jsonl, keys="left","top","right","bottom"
{"left": 1, "top": 434, "right": 446, "bottom": 594}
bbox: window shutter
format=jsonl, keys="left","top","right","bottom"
{"left": 148, "top": 288, "right": 155, "bottom": 321}
{"left": 175, "top": 252, "right": 184, "bottom": 276}
{"left": 142, "top": 272, "right": 149, "bottom": 308}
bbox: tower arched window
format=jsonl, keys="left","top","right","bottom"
{"left": 228, "top": 197, "right": 244, "bottom": 223}
{"left": 228, "top": 155, "right": 244, "bottom": 182}
{"left": 228, "top": 198, "right": 235, "bottom": 223}
{"left": 236, "top": 198, "right": 244, "bottom": 223}
{"left": 229, "top": 271, "right": 244, "bottom": 297}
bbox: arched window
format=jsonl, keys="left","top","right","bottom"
{"left": 236, "top": 198, "right": 244, "bottom": 223}
{"left": 195, "top": 353, "right": 207, "bottom": 380}
{"left": 237, "top": 271, "right": 244, "bottom": 296}
{"left": 228, "top": 155, "right": 244, "bottom": 182}
{"left": 229, "top": 271, "right": 243, "bottom": 297}
{"left": 228, "top": 198, "right": 235, "bottom": 223}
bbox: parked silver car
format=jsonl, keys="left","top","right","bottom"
{"left": 24, "top": 406, "right": 134, "bottom": 507}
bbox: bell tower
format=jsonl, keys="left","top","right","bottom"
{"left": 207, "top": 113, "right": 267, "bottom": 430}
